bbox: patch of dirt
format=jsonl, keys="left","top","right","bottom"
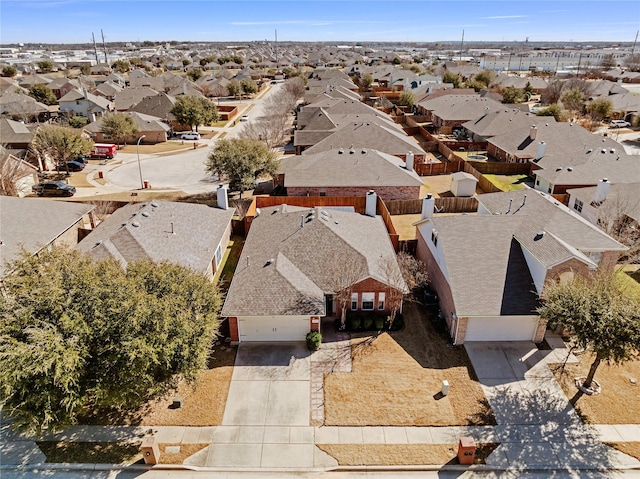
{"left": 158, "top": 443, "right": 209, "bottom": 464}
{"left": 317, "top": 443, "right": 499, "bottom": 466}
{"left": 323, "top": 303, "right": 495, "bottom": 426}
{"left": 551, "top": 352, "right": 640, "bottom": 424}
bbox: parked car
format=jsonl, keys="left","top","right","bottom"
{"left": 241, "top": 115, "right": 249, "bottom": 122}
{"left": 32, "top": 181, "right": 76, "bottom": 197}
{"left": 65, "top": 160, "right": 86, "bottom": 172}
{"left": 73, "top": 155, "right": 89, "bottom": 164}
{"left": 180, "top": 132, "right": 201, "bottom": 140}
{"left": 610, "top": 120, "right": 631, "bottom": 128}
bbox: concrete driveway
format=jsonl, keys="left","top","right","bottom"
{"left": 222, "top": 342, "right": 311, "bottom": 426}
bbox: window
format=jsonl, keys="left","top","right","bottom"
{"left": 573, "top": 199, "right": 583, "bottom": 213}
{"left": 431, "top": 230, "right": 438, "bottom": 246}
{"left": 214, "top": 244, "right": 222, "bottom": 267}
{"left": 587, "top": 251, "right": 602, "bottom": 265}
{"left": 362, "top": 293, "right": 375, "bottom": 311}
{"left": 535, "top": 179, "right": 540, "bottom": 186}
{"left": 351, "top": 293, "right": 358, "bottom": 310}
{"left": 378, "top": 292, "right": 385, "bottom": 310}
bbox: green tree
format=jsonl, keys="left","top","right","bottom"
{"left": 37, "top": 60, "right": 54, "bottom": 73}
{"left": 501, "top": 86, "right": 525, "bottom": 103}
{"left": 182, "top": 58, "right": 192, "bottom": 67}
{"left": 0, "top": 248, "right": 222, "bottom": 435}
{"left": 561, "top": 88, "right": 586, "bottom": 115}
{"left": 111, "top": 59, "right": 130, "bottom": 73}
{"left": 206, "top": 138, "right": 278, "bottom": 197}
{"left": 397, "top": 91, "right": 416, "bottom": 107}
{"left": 600, "top": 54, "right": 617, "bottom": 69}
{"left": 200, "top": 56, "right": 216, "bottom": 66}
{"left": 31, "top": 125, "right": 93, "bottom": 171}
{"left": 68, "top": 116, "right": 89, "bottom": 128}
{"left": 170, "top": 95, "right": 219, "bottom": 132}
{"left": 227, "top": 79, "right": 241, "bottom": 97}
{"left": 586, "top": 98, "right": 613, "bottom": 122}
{"left": 442, "top": 71, "right": 462, "bottom": 88}
{"left": 465, "top": 79, "right": 486, "bottom": 92}
{"left": 1, "top": 65, "right": 17, "bottom": 77}
{"left": 80, "top": 65, "right": 91, "bottom": 76}
{"left": 100, "top": 113, "right": 139, "bottom": 147}
{"left": 537, "top": 272, "right": 640, "bottom": 403}
{"left": 28, "top": 84, "right": 57, "bottom": 105}
{"left": 536, "top": 104, "right": 565, "bottom": 122}
{"left": 240, "top": 78, "right": 258, "bottom": 95}
{"left": 186, "top": 68, "right": 203, "bottom": 81}
{"left": 473, "top": 69, "right": 495, "bottom": 88}
{"left": 360, "top": 73, "right": 374, "bottom": 90}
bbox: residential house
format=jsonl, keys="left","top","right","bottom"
{"left": 114, "top": 87, "right": 159, "bottom": 111}
{"left": 221, "top": 202, "right": 406, "bottom": 342}
{"left": 0, "top": 91, "right": 50, "bottom": 122}
{"left": 0, "top": 150, "right": 39, "bottom": 197}
{"left": 129, "top": 93, "right": 178, "bottom": 128}
{"left": 47, "top": 77, "right": 81, "bottom": 99}
{"left": 415, "top": 94, "right": 505, "bottom": 133}
{"left": 93, "top": 80, "right": 124, "bottom": 101}
{"left": 0, "top": 118, "right": 35, "bottom": 149}
{"left": 461, "top": 108, "right": 552, "bottom": 143}
{"left": 84, "top": 111, "right": 171, "bottom": 144}
{"left": 76, "top": 196, "right": 234, "bottom": 281}
{"left": 58, "top": 89, "right": 113, "bottom": 120}
{"left": 415, "top": 190, "right": 626, "bottom": 343}
{"left": 0, "top": 196, "right": 95, "bottom": 278}
{"left": 279, "top": 148, "right": 424, "bottom": 200}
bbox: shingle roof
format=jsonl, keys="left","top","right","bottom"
{"left": 567, "top": 183, "right": 640, "bottom": 223}
{"left": 76, "top": 201, "right": 234, "bottom": 274}
{"left": 221, "top": 205, "right": 405, "bottom": 317}
{"left": 58, "top": 89, "right": 112, "bottom": 110}
{"left": 281, "top": 148, "right": 424, "bottom": 189}
{"left": 0, "top": 118, "right": 34, "bottom": 144}
{"left": 0, "top": 197, "right": 94, "bottom": 276}
{"left": 462, "top": 108, "right": 551, "bottom": 138}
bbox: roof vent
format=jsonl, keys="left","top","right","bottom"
{"left": 534, "top": 231, "right": 545, "bottom": 241}
{"left": 141, "top": 211, "right": 150, "bottom": 217}
{"left": 264, "top": 258, "right": 274, "bottom": 266}
{"left": 361, "top": 148, "right": 367, "bottom": 154}
{"left": 94, "top": 240, "right": 103, "bottom": 247}
{"left": 601, "top": 149, "right": 606, "bottom": 154}
{"left": 150, "top": 201, "right": 159, "bottom": 207}
{"left": 609, "top": 148, "right": 615, "bottom": 154}
{"left": 567, "top": 167, "right": 573, "bottom": 171}
{"left": 349, "top": 148, "right": 355, "bottom": 154}
{"left": 586, "top": 149, "right": 592, "bottom": 154}
{"left": 132, "top": 221, "right": 141, "bottom": 228}
{"left": 556, "top": 167, "right": 562, "bottom": 171}
{"left": 338, "top": 148, "right": 344, "bottom": 154}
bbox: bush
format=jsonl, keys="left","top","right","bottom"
{"left": 349, "top": 315, "right": 362, "bottom": 331}
{"left": 374, "top": 317, "right": 385, "bottom": 330}
{"left": 362, "top": 316, "right": 373, "bottom": 330}
{"left": 306, "top": 331, "right": 322, "bottom": 351}
{"left": 68, "top": 116, "right": 89, "bottom": 128}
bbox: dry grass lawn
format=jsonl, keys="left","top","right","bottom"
{"left": 69, "top": 190, "right": 189, "bottom": 202}
{"left": 551, "top": 353, "right": 640, "bottom": 424}
{"left": 607, "top": 443, "right": 640, "bottom": 461}
{"left": 118, "top": 142, "right": 193, "bottom": 155}
{"left": 390, "top": 214, "right": 421, "bottom": 240}
{"left": 324, "top": 303, "right": 495, "bottom": 426}
{"left": 67, "top": 172, "right": 95, "bottom": 188}
{"left": 37, "top": 442, "right": 208, "bottom": 464}
{"left": 317, "top": 443, "right": 498, "bottom": 466}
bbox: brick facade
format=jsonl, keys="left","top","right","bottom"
{"left": 310, "top": 316, "right": 320, "bottom": 332}
{"left": 228, "top": 316, "right": 239, "bottom": 343}
{"left": 336, "top": 277, "right": 403, "bottom": 319}
{"left": 286, "top": 186, "right": 420, "bottom": 201}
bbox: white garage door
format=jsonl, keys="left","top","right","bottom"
{"left": 464, "top": 316, "right": 538, "bottom": 342}
{"left": 238, "top": 316, "right": 310, "bottom": 342}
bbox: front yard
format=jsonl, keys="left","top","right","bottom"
{"left": 323, "top": 303, "right": 495, "bottom": 426}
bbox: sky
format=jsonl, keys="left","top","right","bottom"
{"left": 1, "top": 0, "right": 639, "bottom": 45}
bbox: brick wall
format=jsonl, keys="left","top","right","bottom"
{"left": 336, "top": 277, "right": 403, "bottom": 319}
{"left": 228, "top": 317, "right": 239, "bottom": 343}
{"left": 286, "top": 186, "right": 421, "bottom": 201}
{"left": 310, "top": 316, "right": 320, "bottom": 332}
{"left": 545, "top": 257, "right": 594, "bottom": 285}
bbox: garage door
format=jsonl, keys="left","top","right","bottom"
{"left": 238, "top": 316, "right": 310, "bottom": 342}
{"left": 464, "top": 316, "right": 538, "bottom": 342}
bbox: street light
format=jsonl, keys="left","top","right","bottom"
{"left": 136, "top": 135, "right": 146, "bottom": 189}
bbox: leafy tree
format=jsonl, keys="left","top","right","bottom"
{"left": 561, "top": 88, "right": 585, "bottom": 115}
{"left": 600, "top": 54, "right": 617, "bottom": 69}
{"left": 111, "top": 59, "right": 130, "bottom": 73}
{"left": 465, "top": 79, "right": 486, "bottom": 93}
{"left": 442, "top": 71, "right": 462, "bottom": 88}
{"left": 200, "top": 56, "right": 216, "bottom": 66}
{"left": 392, "top": 57, "right": 401, "bottom": 65}
{"left": 31, "top": 125, "right": 93, "bottom": 171}
{"left": 501, "top": 86, "right": 525, "bottom": 103}
{"left": 473, "top": 69, "right": 495, "bottom": 88}
{"left": 182, "top": 58, "right": 192, "bottom": 67}
{"left": 100, "top": 113, "right": 139, "bottom": 147}
{"left": 360, "top": 73, "right": 374, "bottom": 90}
{"left": 524, "top": 81, "right": 534, "bottom": 96}
{"left": 206, "top": 138, "right": 278, "bottom": 196}
{"left": 397, "top": 90, "right": 416, "bottom": 107}
{"left": 240, "top": 78, "right": 258, "bottom": 95}
{"left": 1, "top": 65, "right": 17, "bottom": 77}
{"left": 536, "top": 104, "right": 565, "bottom": 122}
{"left": 538, "top": 272, "right": 640, "bottom": 403}
{"left": 129, "top": 58, "right": 143, "bottom": 67}
{"left": 586, "top": 98, "right": 613, "bottom": 122}
{"left": 170, "top": 95, "right": 218, "bottom": 132}
{"left": 186, "top": 68, "right": 203, "bottom": 81}
{"left": 0, "top": 248, "right": 222, "bottom": 435}
{"left": 68, "top": 116, "right": 89, "bottom": 128}
{"left": 28, "top": 84, "right": 57, "bottom": 105}
{"left": 37, "top": 60, "right": 54, "bottom": 73}
{"left": 80, "top": 65, "right": 91, "bottom": 76}
{"left": 227, "top": 79, "right": 241, "bottom": 97}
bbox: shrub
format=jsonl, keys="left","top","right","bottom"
{"left": 362, "top": 316, "right": 373, "bottom": 330}
{"left": 68, "top": 116, "right": 88, "bottom": 128}
{"left": 306, "top": 331, "right": 322, "bottom": 351}
{"left": 374, "top": 317, "right": 385, "bottom": 330}
{"left": 349, "top": 315, "right": 362, "bottom": 331}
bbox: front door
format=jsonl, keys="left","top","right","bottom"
{"left": 325, "top": 295, "right": 334, "bottom": 316}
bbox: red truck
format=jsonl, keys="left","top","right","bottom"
{"left": 90, "top": 143, "right": 117, "bottom": 159}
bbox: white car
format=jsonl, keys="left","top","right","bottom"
{"left": 240, "top": 115, "right": 249, "bottom": 122}
{"left": 610, "top": 120, "right": 631, "bottom": 128}
{"left": 180, "top": 132, "right": 201, "bottom": 140}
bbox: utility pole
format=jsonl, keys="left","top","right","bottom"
{"left": 92, "top": 32, "right": 99, "bottom": 64}
{"left": 101, "top": 29, "right": 108, "bottom": 64}
{"left": 459, "top": 30, "right": 464, "bottom": 61}
{"left": 275, "top": 29, "right": 278, "bottom": 66}
{"left": 576, "top": 52, "right": 582, "bottom": 77}
{"left": 632, "top": 30, "right": 639, "bottom": 54}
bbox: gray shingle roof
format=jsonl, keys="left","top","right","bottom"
{"left": 76, "top": 201, "right": 233, "bottom": 274}
{"left": 567, "top": 183, "right": 640, "bottom": 223}
{"left": 0, "top": 197, "right": 94, "bottom": 276}
{"left": 221, "top": 205, "right": 405, "bottom": 317}
{"left": 462, "top": 108, "right": 552, "bottom": 138}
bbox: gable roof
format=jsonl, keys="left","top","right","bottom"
{"left": 84, "top": 111, "right": 171, "bottom": 134}
{"left": 114, "top": 87, "right": 159, "bottom": 111}
{"left": 0, "top": 197, "right": 94, "bottom": 276}
{"left": 462, "top": 108, "right": 552, "bottom": 138}
{"left": 0, "top": 117, "right": 34, "bottom": 144}
{"left": 221, "top": 205, "right": 405, "bottom": 317}
{"left": 129, "top": 93, "right": 177, "bottom": 120}
{"left": 76, "top": 201, "right": 234, "bottom": 274}
{"left": 58, "top": 89, "right": 112, "bottom": 111}
{"left": 567, "top": 182, "right": 640, "bottom": 223}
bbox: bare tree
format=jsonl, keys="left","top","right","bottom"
{"left": 325, "top": 251, "right": 368, "bottom": 329}
{"left": 0, "top": 146, "right": 22, "bottom": 196}
{"left": 396, "top": 252, "right": 429, "bottom": 300}
{"left": 240, "top": 89, "right": 297, "bottom": 149}
{"left": 282, "top": 77, "right": 306, "bottom": 99}
{"left": 596, "top": 195, "right": 640, "bottom": 264}
{"left": 378, "top": 255, "right": 409, "bottom": 329}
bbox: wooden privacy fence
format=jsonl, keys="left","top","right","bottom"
{"left": 254, "top": 195, "right": 367, "bottom": 213}
{"left": 384, "top": 197, "right": 479, "bottom": 215}
{"left": 377, "top": 196, "right": 399, "bottom": 251}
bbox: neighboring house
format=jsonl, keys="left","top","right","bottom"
{"left": 415, "top": 190, "right": 627, "bottom": 343}
{"left": 114, "top": 86, "right": 159, "bottom": 111}
{"left": 221, "top": 203, "right": 406, "bottom": 342}
{"left": 129, "top": 93, "right": 178, "bottom": 128}
{"left": 461, "top": 108, "right": 552, "bottom": 143}
{"left": 279, "top": 148, "right": 424, "bottom": 200}
{"left": 76, "top": 196, "right": 234, "bottom": 281}
{"left": 84, "top": 111, "right": 171, "bottom": 144}
{"left": 415, "top": 94, "right": 506, "bottom": 132}
{"left": 0, "top": 92, "right": 50, "bottom": 122}
{"left": 47, "top": 77, "right": 81, "bottom": 99}
{"left": 0, "top": 151, "right": 39, "bottom": 197}
{"left": 0, "top": 196, "right": 95, "bottom": 278}
{"left": 0, "top": 117, "right": 35, "bottom": 148}
{"left": 93, "top": 80, "right": 124, "bottom": 101}
{"left": 58, "top": 89, "right": 113, "bottom": 120}
{"left": 567, "top": 180, "right": 640, "bottom": 231}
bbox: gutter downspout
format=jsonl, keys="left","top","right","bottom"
{"left": 452, "top": 313, "right": 459, "bottom": 345}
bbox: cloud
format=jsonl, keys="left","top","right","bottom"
{"left": 229, "top": 20, "right": 390, "bottom": 26}
{"left": 481, "top": 15, "right": 528, "bottom": 19}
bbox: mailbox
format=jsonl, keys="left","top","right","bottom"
{"left": 457, "top": 436, "right": 476, "bottom": 465}
{"left": 141, "top": 435, "right": 161, "bottom": 464}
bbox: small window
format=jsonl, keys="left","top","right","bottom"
{"left": 378, "top": 292, "right": 385, "bottom": 310}
{"left": 214, "top": 244, "right": 222, "bottom": 267}
{"left": 535, "top": 179, "right": 540, "bottom": 186}
{"left": 319, "top": 190, "right": 326, "bottom": 197}
{"left": 573, "top": 199, "right": 583, "bottom": 213}
{"left": 351, "top": 293, "right": 358, "bottom": 310}
{"left": 362, "top": 293, "right": 375, "bottom": 311}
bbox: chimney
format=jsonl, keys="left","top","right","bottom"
{"left": 421, "top": 194, "right": 435, "bottom": 220}
{"left": 529, "top": 125, "right": 537, "bottom": 140}
{"left": 405, "top": 151, "right": 414, "bottom": 171}
{"left": 182, "top": 83, "right": 187, "bottom": 95}
{"left": 535, "top": 141, "right": 546, "bottom": 161}
{"left": 365, "top": 190, "right": 377, "bottom": 217}
{"left": 593, "top": 178, "right": 610, "bottom": 204}
{"left": 82, "top": 87, "right": 88, "bottom": 99}
{"left": 216, "top": 184, "right": 229, "bottom": 210}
